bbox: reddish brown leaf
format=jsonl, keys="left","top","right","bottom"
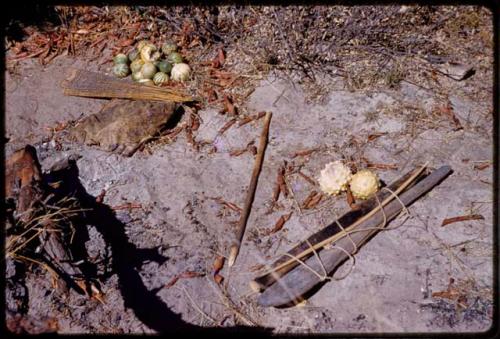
{"left": 217, "top": 118, "right": 237, "bottom": 136}
{"left": 220, "top": 94, "right": 237, "bottom": 115}
{"left": 165, "top": 270, "right": 205, "bottom": 288}
{"left": 264, "top": 212, "right": 293, "bottom": 236}
{"left": 441, "top": 214, "right": 484, "bottom": 227}
{"left": 437, "top": 102, "right": 463, "bottom": 130}
{"left": 302, "top": 190, "right": 318, "bottom": 208}
{"left": 248, "top": 145, "right": 258, "bottom": 155}
{"left": 214, "top": 273, "right": 224, "bottom": 285}
{"left": 217, "top": 48, "right": 225, "bottom": 66}
{"left": 190, "top": 114, "right": 200, "bottom": 131}
{"left": 304, "top": 191, "right": 323, "bottom": 209}
{"left": 95, "top": 189, "right": 106, "bottom": 203}
{"left": 229, "top": 148, "right": 247, "bottom": 157}
{"left": 473, "top": 162, "right": 491, "bottom": 170}
{"left": 292, "top": 148, "right": 320, "bottom": 158}
{"left": 367, "top": 132, "right": 388, "bottom": 142}
{"left": 179, "top": 271, "right": 205, "bottom": 279}
{"left": 213, "top": 256, "right": 225, "bottom": 274}
{"left": 346, "top": 186, "right": 356, "bottom": 208}
{"left": 119, "top": 39, "right": 134, "bottom": 47}
{"left": 206, "top": 88, "right": 218, "bottom": 103}
{"left": 210, "top": 197, "right": 242, "bottom": 213}
{"left": 238, "top": 111, "right": 266, "bottom": 127}
{"left": 237, "top": 115, "right": 253, "bottom": 127}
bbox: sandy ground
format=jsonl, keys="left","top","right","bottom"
{"left": 5, "top": 52, "right": 494, "bottom": 334}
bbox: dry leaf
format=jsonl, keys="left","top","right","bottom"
{"left": 214, "top": 273, "right": 224, "bottom": 285}
{"left": 264, "top": 212, "right": 293, "bottom": 235}
{"left": 213, "top": 256, "right": 225, "bottom": 274}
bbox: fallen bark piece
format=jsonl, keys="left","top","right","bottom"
{"left": 5, "top": 145, "right": 44, "bottom": 223}
{"left": 441, "top": 214, "right": 484, "bottom": 227}
{"left": 62, "top": 68, "right": 194, "bottom": 102}
{"left": 256, "top": 165, "right": 452, "bottom": 307}
{"left": 68, "top": 99, "right": 178, "bottom": 157}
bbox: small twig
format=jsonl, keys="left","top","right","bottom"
{"left": 165, "top": 271, "right": 205, "bottom": 288}
{"left": 228, "top": 112, "right": 272, "bottom": 267}
{"left": 441, "top": 214, "right": 484, "bottom": 227}
{"left": 112, "top": 203, "right": 142, "bottom": 211}
{"left": 297, "top": 171, "right": 316, "bottom": 186}
{"left": 216, "top": 118, "right": 237, "bottom": 137}
{"left": 292, "top": 148, "right": 320, "bottom": 158}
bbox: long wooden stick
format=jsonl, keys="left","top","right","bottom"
{"left": 257, "top": 165, "right": 452, "bottom": 307}
{"left": 228, "top": 112, "right": 272, "bottom": 267}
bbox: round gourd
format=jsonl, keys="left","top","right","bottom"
{"left": 161, "top": 42, "right": 177, "bottom": 55}
{"left": 113, "top": 53, "right": 129, "bottom": 65}
{"left": 157, "top": 60, "right": 173, "bottom": 74}
{"left": 318, "top": 161, "right": 352, "bottom": 196}
{"left": 170, "top": 63, "right": 191, "bottom": 82}
{"left": 140, "top": 44, "right": 158, "bottom": 62}
{"left": 128, "top": 49, "right": 139, "bottom": 62}
{"left": 153, "top": 72, "right": 169, "bottom": 86}
{"left": 141, "top": 62, "right": 157, "bottom": 79}
{"left": 131, "top": 71, "right": 144, "bottom": 82}
{"left": 349, "top": 169, "right": 380, "bottom": 200}
{"left": 130, "top": 59, "right": 145, "bottom": 73}
{"left": 167, "top": 52, "right": 183, "bottom": 64}
{"left": 150, "top": 51, "right": 162, "bottom": 62}
{"left": 113, "top": 63, "right": 130, "bottom": 78}
{"left": 136, "top": 40, "right": 150, "bottom": 52}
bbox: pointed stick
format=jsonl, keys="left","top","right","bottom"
{"left": 228, "top": 112, "right": 272, "bottom": 267}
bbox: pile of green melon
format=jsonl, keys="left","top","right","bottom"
{"left": 112, "top": 40, "right": 191, "bottom": 86}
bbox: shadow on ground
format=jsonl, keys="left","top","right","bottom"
{"left": 45, "top": 157, "right": 272, "bottom": 335}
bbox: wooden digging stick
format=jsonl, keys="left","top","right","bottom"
{"left": 228, "top": 112, "right": 272, "bottom": 267}
{"left": 257, "top": 165, "right": 452, "bottom": 307}
{"left": 251, "top": 166, "right": 427, "bottom": 291}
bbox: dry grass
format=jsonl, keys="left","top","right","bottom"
{"left": 6, "top": 196, "right": 87, "bottom": 265}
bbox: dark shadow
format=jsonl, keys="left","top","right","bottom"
{"left": 44, "top": 158, "right": 272, "bottom": 335}
{"left": 162, "top": 105, "right": 185, "bottom": 132}
{"left": 5, "top": 5, "right": 61, "bottom": 42}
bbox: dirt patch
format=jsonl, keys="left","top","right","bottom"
{"left": 4, "top": 5, "right": 495, "bottom": 335}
